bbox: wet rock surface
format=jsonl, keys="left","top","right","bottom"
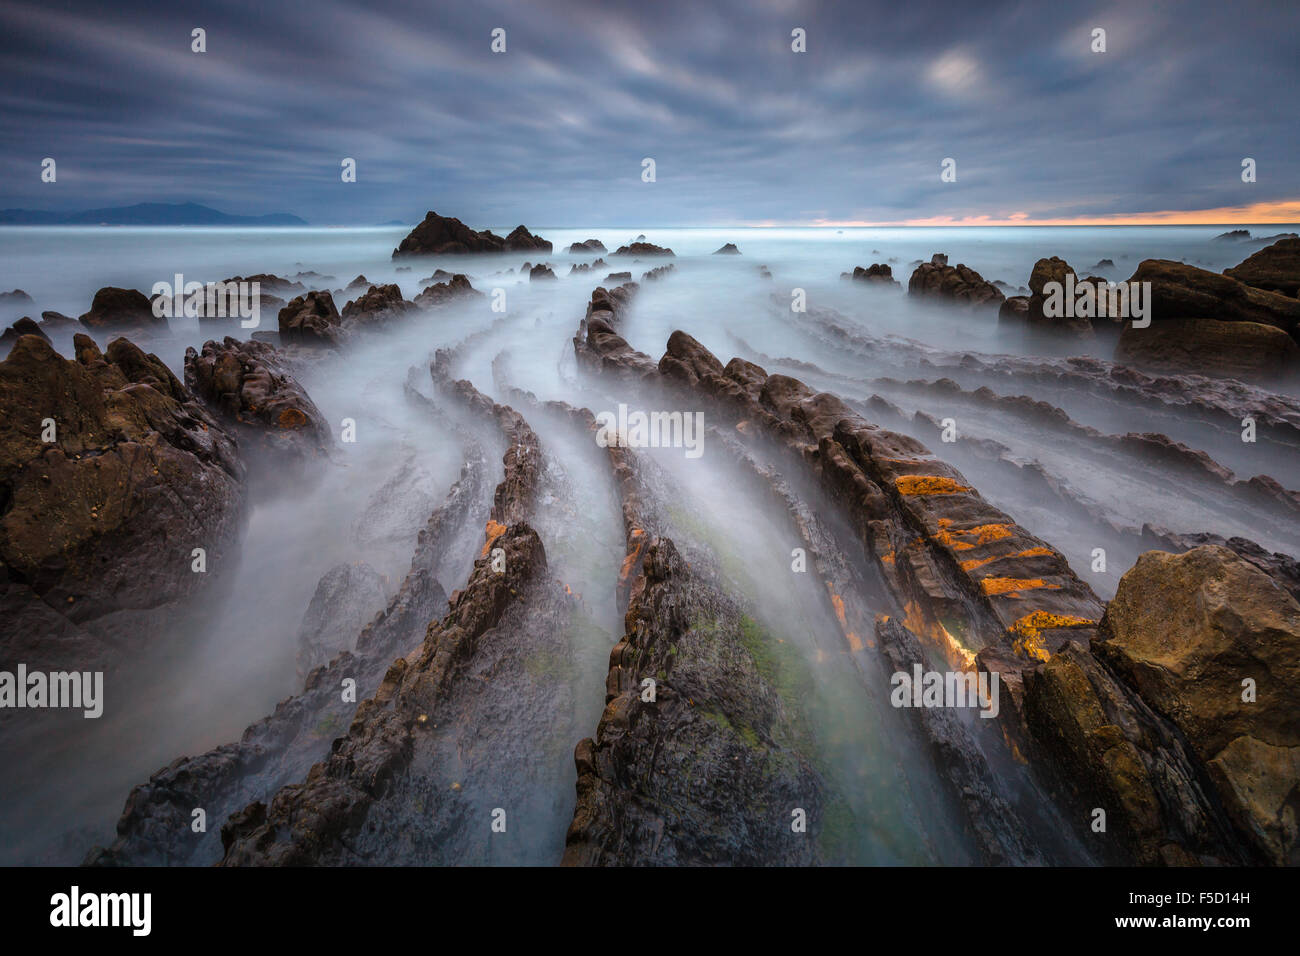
{"left": 0, "top": 333, "right": 243, "bottom": 674}
{"left": 183, "top": 337, "right": 332, "bottom": 465}
{"left": 1224, "top": 236, "right": 1300, "bottom": 297}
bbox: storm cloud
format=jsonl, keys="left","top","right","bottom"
{"left": 1, "top": 0, "right": 1296, "bottom": 225}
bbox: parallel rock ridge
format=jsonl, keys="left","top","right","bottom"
{"left": 217, "top": 368, "right": 577, "bottom": 866}
{"left": 574, "top": 307, "right": 1298, "bottom": 866}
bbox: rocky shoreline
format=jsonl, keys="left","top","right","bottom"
{"left": 2, "top": 219, "right": 1297, "bottom": 867}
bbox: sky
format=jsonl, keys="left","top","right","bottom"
{"left": 1, "top": 0, "right": 1297, "bottom": 227}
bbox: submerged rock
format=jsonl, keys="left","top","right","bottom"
{"left": 843, "top": 263, "right": 900, "bottom": 286}
{"left": 296, "top": 561, "right": 388, "bottom": 676}
{"left": 612, "top": 241, "right": 674, "bottom": 257}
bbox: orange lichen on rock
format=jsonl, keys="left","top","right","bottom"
{"left": 959, "top": 546, "right": 1053, "bottom": 572}
{"left": 931, "top": 521, "right": 1015, "bottom": 552}
{"left": 894, "top": 475, "right": 971, "bottom": 496}
{"left": 979, "top": 577, "right": 1060, "bottom": 597}
{"left": 479, "top": 519, "right": 507, "bottom": 557}
{"left": 826, "top": 590, "right": 866, "bottom": 650}
{"left": 618, "top": 528, "right": 646, "bottom": 588}
{"left": 277, "top": 407, "right": 308, "bottom": 428}
{"left": 1007, "top": 610, "right": 1096, "bottom": 661}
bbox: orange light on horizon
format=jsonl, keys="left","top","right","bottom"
{"left": 792, "top": 198, "right": 1300, "bottom": 228}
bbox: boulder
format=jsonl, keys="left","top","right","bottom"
{"left": 392, "top": 211, "right": 551, "bottom": 257}
{"left": 567, "top": 239, "right": 606, "bottom": 254}
{"left": 1096, "top": 546, "right": 1300, "bottom": 864}
{"left": 413, "top": 274, "right": 481, "bottom": 309}
{"left": 183, "top": 337, "right": 332, "bottom": 463}
{"left": 221, "top": 274, "right": 305, "bottom": 297}
{"left": 0, "top": 333, "right": 243, "bottom": 673}
{"left": 998, "top": 296, "right": 1029, "bottom": 322}
{"left": 1224, "top": 237, "right": 1300, "bottom": 297}
{"left": 277, "top": 291, "right": 345, "bottom": 347}
{"left": 611, "top": 242, "right": 674, "bottom": 257}
{"left": 907, "top": 260, "right": 1004, "bottom": 308}
{"left": 844, "top": 263, "right": 899, "bottom": 286}
{"left": 528, "top": 264, "right": 557, "bottom": 281}
{"left": 1129, "top": 258, "right": 1300, "bottom": 332}
{"left": 341, "top": 283, "right": 416, "bottom": 327}
{"left": 0, "top": 317, "right": 49, "bottom": 354}
{"left": 78, "top": 287, "right": 166, "bottom": 330}
{"left": 1116, "top": 318, "right": 1298, "bottom": 380}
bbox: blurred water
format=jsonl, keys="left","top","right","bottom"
{"left": 0, "top": 223, "right": 1295, "bottom": 865}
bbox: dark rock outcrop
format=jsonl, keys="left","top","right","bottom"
{"left": 1116, "top": 318, "right": 1298, "bottom": 380}
{"left": 641, "top": 264, "right": 674, "bottom": 281}
{"left": 277, "top": 291, "right": 345, "bottom": 347}
{"left": 413, "top": 274, "right": 481, "bottom": 309}
{"left": 392, "top": 211, "right": 551, "bottom": 258}
{"left": 843, "top": 264, "right": 900, "bottom": 286}
{"left": 529, "top": 264, "right": 557, "bottom": 281}
{"left": 0, "top": 333, "right": 243, "bottom": 674}
{"left": 611, "top": 242, "right": 674, "bottom": 257}
{"left": 341, "top": 284, "right": 416, "bottom": 328}
{"left": 0, "top": 317, "right": 49, "bottom": 354}
{"left": 567, "top": 239, "right": 606, "bottom": 254}
{"left": 907, "top": 260, "right": 1004, "bottom": 308}
{"left": 1129, "top": 258, "right": 1300, "bottom": 331}
{"left": 1113, "top": 259, "right": 1300, "bottom": 379}
{"left": 79, "top": 287, "right": 167, "bottom": 331}
{"left": 183, "top": 337, "right": 332, "bottom": 463}
{"left": 713, "top": 243, "right": 741, "bottom": 255}
{"left": 1224, "top": 236, "right": 1300, "bottom": 297}
{"left": 1096, "top": 546, "right": 1300, "bottom": 865}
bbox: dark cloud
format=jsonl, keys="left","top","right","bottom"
{"left": 1, "top": 0, "right": 1296, "bottom": 224}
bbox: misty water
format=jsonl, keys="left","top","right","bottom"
{"left": 1, "top": 224, "right": 1295, "bottom": 864}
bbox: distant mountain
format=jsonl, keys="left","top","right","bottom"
{"left": 0, "top": 202, "right": 307, "bottom": 226}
